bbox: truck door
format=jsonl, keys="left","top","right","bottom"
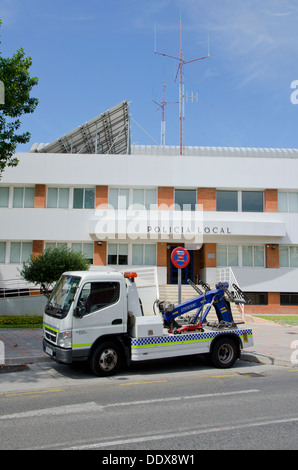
{"left": 72, "top": 280, "right": 126, "bottom": 351}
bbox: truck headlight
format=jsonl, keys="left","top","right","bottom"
{"left": 57, "top": 331, "right": 72, "bottom": 349}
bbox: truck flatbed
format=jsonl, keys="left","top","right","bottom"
{"left": 131, "top": 323, "right": 253, "bottom": 363}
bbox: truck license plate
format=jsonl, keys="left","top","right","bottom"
{"left": 45, "top": 346, "right": 53, "bottom": 356}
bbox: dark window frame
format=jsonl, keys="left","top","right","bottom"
{"left": 216, "top": 190, "right": 238, "bottom": 212}
{"left": 78, "top": 281, "right": 121, "bottom": 315}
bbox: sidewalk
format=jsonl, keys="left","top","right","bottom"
{"left": 0, "top": 316, "right": 298, "bottom": 368}
{"left": 242, "top": 315, "right": 298, "bottom": 367}
{"left": 0, "top": 328, "right": 48, "bottom": 366}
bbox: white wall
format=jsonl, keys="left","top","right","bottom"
{"left": 1, "top": 208, "right": 296, "bottom": 245}
{"left": 0, "top": 208, "right": 94, "bottom": 241}
{"left": 0, "top": 295, "right": 47, "bottom": 316}
{"left": 232, "top": 267, "right": 298, "bottom": 293}
{"left": 2, "top": 152, "right": 298, "bottom": 190}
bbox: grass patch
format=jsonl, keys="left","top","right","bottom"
{"left": 257, "top": 315, "right": 298, "bottom": 326}
{"left": 0, "top": 316, "right": 43, "bottom": 329}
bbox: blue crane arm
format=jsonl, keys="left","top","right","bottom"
{"left": 160, "top": 282, "right": 234, "bottom": 327}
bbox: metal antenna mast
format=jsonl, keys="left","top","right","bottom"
{"left": 153, "top": 80, "right": 178, "bottom": 146}
{"left": 155, "top": 16, "right": 209, "bottom": 155}
{"left": 153, "top": 80, "right": 167, "bottom": 146}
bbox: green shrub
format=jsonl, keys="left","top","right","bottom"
{"left": 20, "top": 247, "right": 90, "bottom": 298}
{"left": 0, "top": 316, "right": 43, "bottom": 328}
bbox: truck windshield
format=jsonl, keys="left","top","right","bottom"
{"left": 45, "top": 275, "right": 81, "bottom": 318}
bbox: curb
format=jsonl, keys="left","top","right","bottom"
{"left": 4, "top": 356, "right": 52, "bottom": 366}
{"left": 4, "top": 352, "right": 297, "bottom": 368}
{"left": 241, "top": 352, "right": 296, "bottom": 368}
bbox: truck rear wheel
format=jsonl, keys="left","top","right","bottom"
{"left": 210, "top": 337, "right": 238, "bottom": 368}
{"left": 90, "top": 342, "right": 121, "bottom": 376}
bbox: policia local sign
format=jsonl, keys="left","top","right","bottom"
{"left": 89, "top": 208, "right": 285, "bottom": 240}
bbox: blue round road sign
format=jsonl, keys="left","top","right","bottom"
{"left": 171, "top": 247, "right": 190, "bottom": 269}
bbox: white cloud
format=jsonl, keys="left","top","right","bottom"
{"left": 184, "top": 0, "right": 298, "bottom": 86}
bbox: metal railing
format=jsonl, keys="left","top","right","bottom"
{"left": 0, "top": 278, "right": 40, "bottom": 298}
{"left": 133, "top": 266, "right": 160, "bottom": 299}
{"left": 216, "top": 267, "right": 245, "bottom": 319}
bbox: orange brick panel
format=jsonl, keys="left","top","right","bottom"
{"left": 197, "top": 188, "right": 216, "bottom": 211}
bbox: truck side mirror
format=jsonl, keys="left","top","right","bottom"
{"left": 74, "top": 302, "right": 86, "bottom": 319}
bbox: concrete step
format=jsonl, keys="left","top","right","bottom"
{"left": 158, "top": 284, "right": 244, "bottom": 323}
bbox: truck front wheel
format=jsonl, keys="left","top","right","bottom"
{"left": 90, "top": 342, "right": 121, "bottom": 376}
{"left": 210, "top": 337, "right": 238, "bottom": 368}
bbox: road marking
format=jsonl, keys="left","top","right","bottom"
{"left": 120, "top": 380, "right": 168, "bottom": 386}
{"left": 0, "top": 402, "right": 100, "bottom": 420}
{"left": 3, "top": 389, "right": 64, "bottom": 397}
{"left": 67, "top": 415, "right": 298, "bottom": 450}
{"left": 0, "top": 389, "right": 258, "bottom": 421}
{"left": 118, "top": 372, "right": 240, "bottom": 386}
{"left": 106, "top": 389, "right": 259, "bottom": 408}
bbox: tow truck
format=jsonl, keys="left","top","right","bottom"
{"left": 43, "top": 271, "right": 253, "bottom": 376}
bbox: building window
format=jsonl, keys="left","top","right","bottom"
{"left": 242, "top": 245, "right": 265, "bottom": 267}
{"left": 13, "top": 187, "right": 35, "bottom": 208}
{"left": 45, "top": 242, "right": 92, "bottom": 261}
{"left": 71, "top": 242, "right": 94, "bottom": 263}
{"left": 45, "top": 242, "right": 68, "bottom": 250}
{"left": 108, "top": 188, "right": 129, "bottom": 209}
{"left": 278, "top": 192, "right": 298, "bottom": 213}
{"left": 215, "top": 190, "right": 264, "bottom": 212}
{"left": 0, "top": 242, "right": 6, "bottom": 263}
{"left": 132, "top": 244, "right": 156, "bottom": 266}
{"left": 109, "top": 188, "right": 157, "bottom": 210}
{"left": 242, "top": 191, "right": 263, "bottom": 212}
{"left": 10, "top": 242, "right": 32, "bottom": 263}
{"left": 132, "top": 189, "right": 157, "bottom": 209}
{"left": 279, "top": 246, "right": 298, "bottom": 268}
{"left": 278, "top": 192, "right": 287, "bottom": 212}
{"left": 47, "top": 188, "right": 69, "bottom": 208}
{"left": 73, "top": 188, "right": 95, "bottom": 209}
{"left": 280, "top": 293, "right": 298, "bottom": 305}
{"left": 217, "top": 245, "right": 238, "bottom": 267}
{"left": 245, "top": 292, "right": 268, "bottom": 305}
{"left": 0, "top": 187, "right": 9, "bottom": 207}
{"left": 216, "top": 191, "right": 238, "bottom": 211}
{"left": 107, "top": 244, "right": 128, "bottom": 265}
{"left": 217, "top": 245, "right": 265, "bottom": 267}
{"left": 175, "top": 189, "right": 196, "bottom": 211}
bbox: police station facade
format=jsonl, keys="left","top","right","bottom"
{"left": 1, "top": 102, "right": 298, "bottom": 314}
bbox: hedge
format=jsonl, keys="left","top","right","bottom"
{"left": 0, "top": 316, "right": 43, "bottom": 328}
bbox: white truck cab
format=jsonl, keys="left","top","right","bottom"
{"left": 43, "top": 271, "right": 253, "bottom": 376}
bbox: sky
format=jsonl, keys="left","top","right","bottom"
{"left": 1, "top": 0, "right": 298, "bottom": 152}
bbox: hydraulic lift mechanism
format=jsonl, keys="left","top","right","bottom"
{"left": 155, "top": 279, "right": 251, "bottom": 332}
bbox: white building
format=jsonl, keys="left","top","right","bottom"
{"left": 1, "top": 101, "right": 298, "bottom": 314}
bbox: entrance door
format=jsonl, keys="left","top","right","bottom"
{"left": 169, "top": 246, "right": 193, "bottom": 284}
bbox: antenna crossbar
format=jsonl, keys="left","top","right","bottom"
{"left": 155, "top": 18, "right": 209, "bottom": 155}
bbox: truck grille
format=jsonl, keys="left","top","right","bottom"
{"left": 44, "top": 325, "right": 58, "bottom": 345}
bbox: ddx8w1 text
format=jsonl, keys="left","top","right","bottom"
{"left": 146, "top": 454, "right": 195, "bottom": 465}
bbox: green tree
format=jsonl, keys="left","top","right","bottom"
{"left": 0, "top": 19, "right": 39, "bottom": 177}
{"left": 20, "top": 247, "right": 90, "bottom": 298}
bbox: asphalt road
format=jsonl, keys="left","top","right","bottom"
{"left": 0, "top": 357, "right": 297, "bottom": 451}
